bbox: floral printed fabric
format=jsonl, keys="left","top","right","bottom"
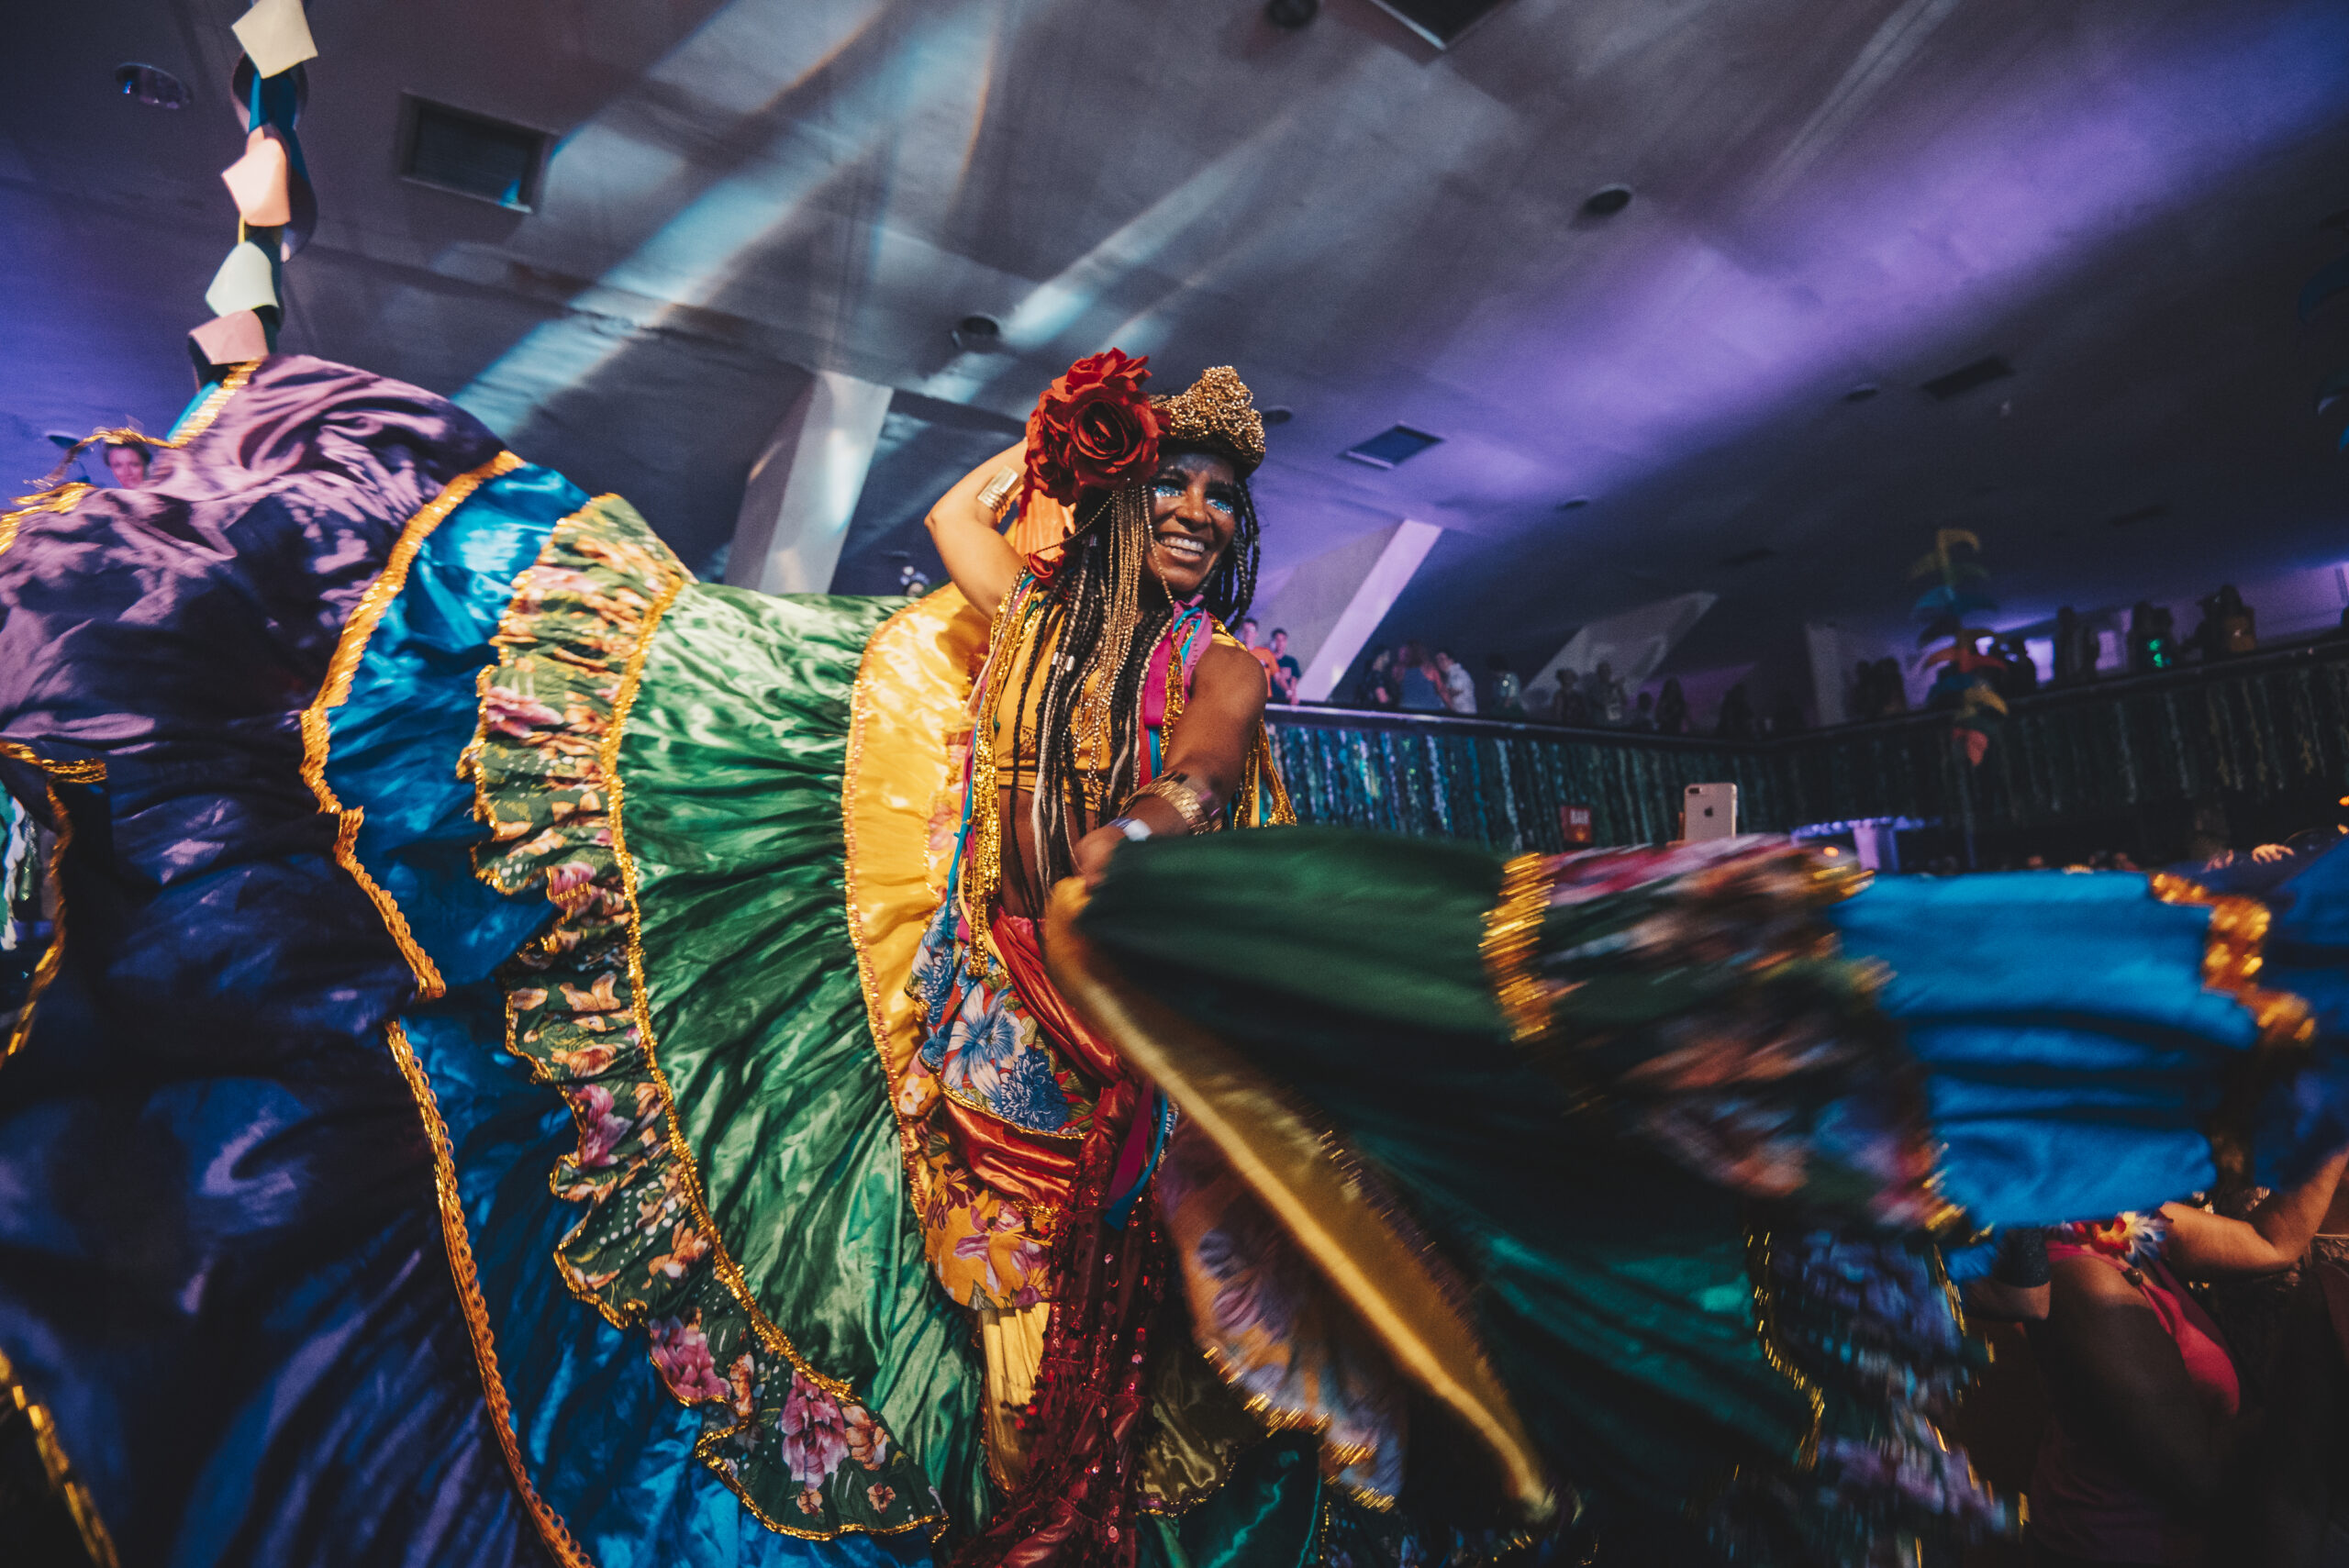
{"left": 1155, "top": 1120, "right": 1405, "bottom": 1505}
{"left": 464, "top": 496, "right": 939, "bottom": 1539}
{"left": 1509, "top": 839, "right": 1946, "bottom": 1230}
{"left": 894, "top": 899, "right": 1080, "bottom": 1309}
{"left": 908, "top": 902, "right": 1091, "bottom": 1139}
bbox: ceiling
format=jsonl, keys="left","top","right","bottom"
{"left": 6, "top": 0, "right": 2348, "bottom": 679}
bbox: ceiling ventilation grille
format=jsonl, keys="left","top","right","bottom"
{"left": 1920, "top": 355, "right": 2014, "bottom": 401}
{"left": 1341, "top": 425, "right": 1443, "bottom": 469}
{"left": 401, "top": 97, "right": 549, "bottom": 210}
{"left": 1366, "top": 0, "right": 1518, "bottom": 47}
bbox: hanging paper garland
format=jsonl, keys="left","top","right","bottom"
{"left": 192, "top": 1, "right": 318, "bottom": 377}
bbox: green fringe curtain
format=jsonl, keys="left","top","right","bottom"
{"left": 1267, "top": 646, "right": 2349, "bottom": 851}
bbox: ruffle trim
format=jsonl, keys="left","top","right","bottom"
{"left": 2146, "top": 871, "right": 2318, "bottom": 1187}
{"left": 1484, "top": 840, "right": 1956, "bottom": 1233}
{"left": 1714, "top": 1229, "right": 2012, "bottom": 1562}
{"left": 462, "top": 495, "right": 943, "bottom": 1540}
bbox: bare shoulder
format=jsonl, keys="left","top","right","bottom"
{"left": 1194, "top": 639, "right": 1269, "bottom": 713}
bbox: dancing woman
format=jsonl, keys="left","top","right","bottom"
{"left": 894, "top": 357, "right": 1305, "bottom": 1561}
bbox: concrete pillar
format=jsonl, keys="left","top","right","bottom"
{"left": 726, "top": 370, "right": 895, "bottom": 596}
{"left": 1258, "top": 520, "right": 1443, "bottom": 703}
{"left": 1805, "top": 620, "right": 1849, "bottom": 727}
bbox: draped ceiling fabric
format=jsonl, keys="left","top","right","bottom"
{"left": 1268, "top": 645, "right": 2349, "bottom": 851}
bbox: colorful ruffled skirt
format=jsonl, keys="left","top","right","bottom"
{"left": 4, "top": 356, "right": 2345, "bottom": 1568}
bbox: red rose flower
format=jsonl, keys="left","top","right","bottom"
{"left": 1023, "top": 350, "right": 1160, "bottom": 507}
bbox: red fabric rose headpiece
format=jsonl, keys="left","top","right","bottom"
{"left": 1022, "top": 349, "right": 1161, "bottom": 515}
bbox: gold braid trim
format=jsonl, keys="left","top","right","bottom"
{"left": 383, "top": 1022, "right": 597, "bottom": 1568}
{"left": 0, "top": 1345, "right": 119, "bottom": 1568}
{"left": 297, "top": 450, "right": 524, "bottom": 1000}
{"left": 1742, "top": 1229, "right": 1826, "bottom": 1468}
{"left": 0, "top": 486, "right": 94, "bottom": 561}
{"left": 0, "top": 361, "right": 260, "bottom": 562}
{"left": 962, "top": 579, "right": 1035, "bottom": 936}
{"left": 281, "top": 449, "right": 595, "bottom": 1567}
{"left": 1481, "top": 853, "right": 1553, "bottom": 1045}
{"left": 2147, "top": 872, "right": 2318, "bottom": 1186}
{"left": 0, "top": 745, "right": 106, "bottom": 784}
{"left": 1247, "top": 728, "right": 1297, "bottom": 827}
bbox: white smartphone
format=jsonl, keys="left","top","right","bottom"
{"left": 1682, "top": 783, "right": 1738, "bottom": 842}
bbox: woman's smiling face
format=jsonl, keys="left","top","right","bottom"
{"left": 1146, "top": 449, "right": 1239, "bottom": 597}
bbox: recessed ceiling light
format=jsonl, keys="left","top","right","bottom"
{"left": 1842, "top": 384, "right": 1878, "bottom": 403}
{"left": 1260, "top": 406, "right": 1294, "bottom": 427}
{"left": 1582, "top": 185, "right": 1632, "bottom": 217}
{"left": 951, "top": 315, "right": 1003, "bottom": 351}
{"left": 1555, "top": 496, "right": 1590, "bottom": 510}
{"left": 1920, "top": 355, "right": 2014, "bottom": 401}
{"left": 115, "top": 63, "right": 190, "bottom": 109}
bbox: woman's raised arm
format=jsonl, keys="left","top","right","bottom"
{"left": 924, "top": 439, "right": 1030, "bottom": 617}
{"left": 2164, "top": 1148, "right": 2349, "bottom": 1278}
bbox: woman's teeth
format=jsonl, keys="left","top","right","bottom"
{"left": 1158, "top": 534, "right": 1208, "bottom": 562}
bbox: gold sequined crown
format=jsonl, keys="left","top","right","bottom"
{"left": 1152, "top": 366, "right": 1265, "bottom": 476}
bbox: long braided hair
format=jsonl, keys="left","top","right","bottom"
{"left": 1000, "top": 450, "right": 1261, "bottom": 910}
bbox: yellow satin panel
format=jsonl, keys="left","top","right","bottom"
{"left": 1043, "top": 882, "right": 1558, "bottom": 1525}
{"left": 976, "top": 1301, "right": 1049, "bottom": 1493}
{"left": 841, "top": 585, "right": 1005, "bottom": 1296}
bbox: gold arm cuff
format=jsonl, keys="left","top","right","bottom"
{"left": 975, "top": 466, "right": 1020, "bottom": 515}
{"left": 1133, "top": 773, "right": 1212, "bottom": 834}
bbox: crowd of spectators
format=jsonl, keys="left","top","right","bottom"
{"left": 1221, "top": 577, "right": 2337, "bottom": 748}
{"left": 1302, "top": 583, "right": 2298, "bottom": 737}
{"left": 1347, "top": 642, "right": 1482, "bottom": 714}
{"left": 1336, "top": 644, "right": 1833, "bottom": 740}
